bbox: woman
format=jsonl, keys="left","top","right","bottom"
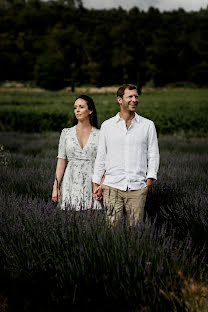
{"left": 52, "top": 95, "right": 102, "bottom": 210}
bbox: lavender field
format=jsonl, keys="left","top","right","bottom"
{"left": 0, "top": 132, "right": 208, "bottom": 311}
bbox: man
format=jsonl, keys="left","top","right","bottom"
{"left": 92, "top": 84, "right": 159, "bottom": 226}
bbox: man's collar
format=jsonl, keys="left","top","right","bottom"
{"left": 115, "top": 113, "right": 120, "bottom": 122}
{"left": 115, "top": 112, "right": 140, "bottom": 123}
{"left": 134, "top": 113, "right": 140, "bottom": 122}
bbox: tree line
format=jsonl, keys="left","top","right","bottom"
{"left": 0, "top": 0, "right": 208, "bottom": 90}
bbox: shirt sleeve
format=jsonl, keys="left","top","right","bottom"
{"left": 146, "top": 121, "right": 160, "bottom": 180}
{"left": 57, "top": 129, "right": 67, "bottom": 159}
{"left": 92, "top": 123, "right": 107, "bottom": 184}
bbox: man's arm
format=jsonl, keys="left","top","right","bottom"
{"left": 92, "top": 123, "right": 107, "bottom": 198}
{"left": 146, "top": 178, "right": 153, "bottom": 189}
{"left": 146, "top": 121, "right": 160, "bottom": 186}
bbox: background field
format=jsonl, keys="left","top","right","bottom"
{"left": 0, "top": 131, "right": 208, "bottom": 311}
{"left": 0, "top": 88, "right": 208, "bottom": 137}
{"left": 0, "top": 88, "right": 208, "bottom": 311}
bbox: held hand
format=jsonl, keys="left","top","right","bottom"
{"left": 146, "top": 178, "right": 153, "bottom": 190}
{"left": 52, "top": 186, "right": 60, "bottom": 202}
{"left": 96, "top": 185, "right": 103, "bottom": 201}
{"left": 92, "top": 183, "right": 103, "bottom": 201}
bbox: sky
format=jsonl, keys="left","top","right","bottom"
{"left": 82, "top": 0, "right": 208, "bottom": 11}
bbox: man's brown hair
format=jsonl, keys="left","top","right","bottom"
{"left": 117, "top": 84, "right": 137, "bottom": 98}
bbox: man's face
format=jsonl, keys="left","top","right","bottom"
{"left": 118, "top": 89, "right": 139, "bottom": 112}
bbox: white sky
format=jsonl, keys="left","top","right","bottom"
{"left": 82, "top": 0, "right": 208, "bottom": 11}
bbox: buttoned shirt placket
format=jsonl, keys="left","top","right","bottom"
{"left": 121, "top": 118, "right": 135, "bottom": 191}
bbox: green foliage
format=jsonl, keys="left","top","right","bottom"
{"left": 0, "top": 3, "right": 208, "bottom": 88}
{"left": 0, "top": 89, "right": 208, "bottom": 136}
{"left": 189, "top": 62, "right": 208, "bottom": 87}
{"left": 34, "top": 53, "right": 65, "bottom": 90}
{"left": 0, "top": 105, "right": 70, "bottom": 132}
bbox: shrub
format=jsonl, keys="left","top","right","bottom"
{"left": 0, "top": 133, "right": 207, "bottom": 311}
{"left": 0, "top": 106, "right": 70, "bottom": 132}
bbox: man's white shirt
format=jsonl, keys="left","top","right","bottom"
{"left": 92, "top": 112, "right": 160, "bottom": 191}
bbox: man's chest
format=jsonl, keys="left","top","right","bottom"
{"left": 106, "top": 125, "right": 148, "bottom": 150}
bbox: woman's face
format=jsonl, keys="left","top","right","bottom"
{"left": 74, "top": 98, "right": 92, "bottom": 122}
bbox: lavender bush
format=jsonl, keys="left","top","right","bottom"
{"left": 146, "top": 137, "right": 208, "bottom": 245}
{"left": 0, "top": 132, "right": 207, "bottom": 311}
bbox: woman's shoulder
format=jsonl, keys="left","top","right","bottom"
{"left": 92, "top": 127, "right": 100, "bottom": 136}
{"left": 61, "top": 126, "right": 75, "bottom": 135}
{"left": 92, "top": 127, "right": 100, "bottom": 133}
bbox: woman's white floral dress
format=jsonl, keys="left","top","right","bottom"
{"left": 57, "top": 126, "right": 102, "bottom": 210}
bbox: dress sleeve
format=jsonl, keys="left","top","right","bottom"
{"left": 57, "top": 129, "right": 67, "bottom": 159}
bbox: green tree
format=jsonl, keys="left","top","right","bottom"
{"left": 34, "top": 53, "right": 65, "bottom": 90}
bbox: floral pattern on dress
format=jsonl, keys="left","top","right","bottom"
{"left": 57, "top": 126, "right": 102, "bottom": 210}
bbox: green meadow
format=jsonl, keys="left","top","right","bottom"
{"left": 0, "top": 88, "right": 208, "bottom": 136}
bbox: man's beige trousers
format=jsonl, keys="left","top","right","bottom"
{"left": 102, "top": 184, "right": 148, "bottom": 226}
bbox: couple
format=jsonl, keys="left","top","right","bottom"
{"left": 52, "top": 84, "right": 160, "bottom": 226}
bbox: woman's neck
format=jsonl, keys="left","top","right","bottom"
{"left": 76, "top": 120, "right": 92, "bottom": 130}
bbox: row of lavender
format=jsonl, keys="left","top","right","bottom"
{"left": 0, "top": 132, "right": 208, "bottom": 311}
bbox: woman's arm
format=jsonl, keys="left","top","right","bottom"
{"left": 52, "top": 158, "right": 67, "bottom": 202}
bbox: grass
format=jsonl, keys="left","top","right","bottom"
{"left": 0, "top": 88, "right": 208, "bottom": 136}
